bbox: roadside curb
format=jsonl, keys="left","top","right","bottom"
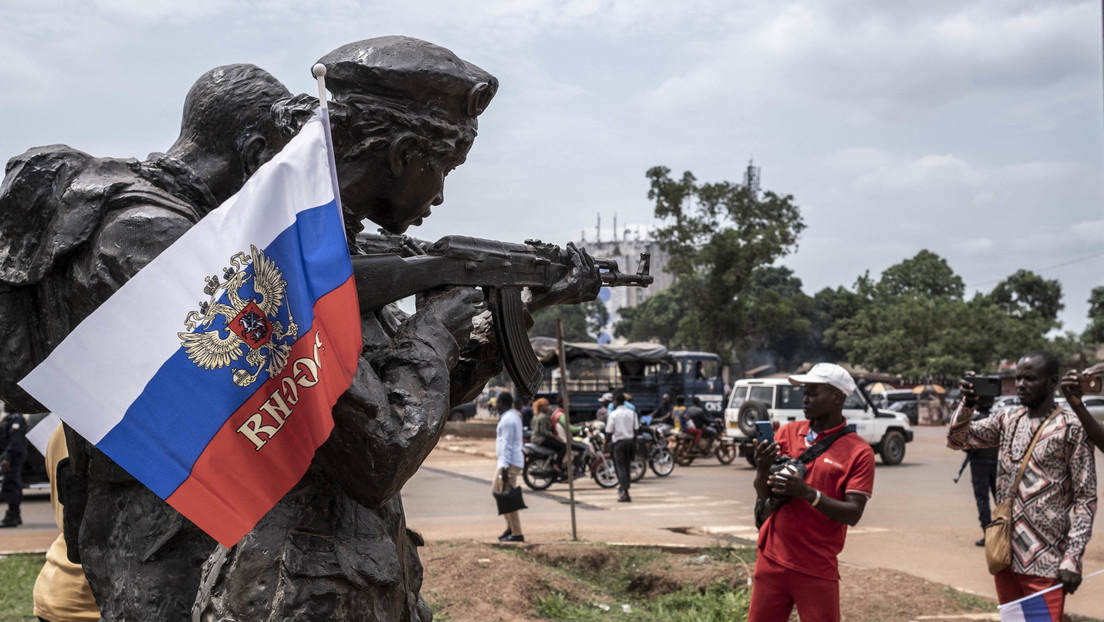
{"left": 488, "top": 540, "right": 713, "bottom": 555}
{"left": 439, "top": 444, "right": 496, "bottom": 460}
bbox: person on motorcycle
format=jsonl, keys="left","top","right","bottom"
{"left": 674, "top": 396, "right": 702, "bottom": 449}
{"left": 551, "top": 395, "right": 588, "bottom": 472}
{"left": 595, "top": 392, "right": 612, "bottom": 423}
{"left": 686, "top": 396, "right": 716, "bottom": 450}
{"left": 530, "top": 398, "right": 565, "bottom": 475}
{"left": 648, "top": 393, "right": 673, "bottom": 425}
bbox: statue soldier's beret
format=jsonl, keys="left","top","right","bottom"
{"left": 317, "top": 36, "right": 498, "bottom": 125}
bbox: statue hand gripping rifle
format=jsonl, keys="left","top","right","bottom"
{"left": 195, "top": 37, "right": 649, "bottom": 621}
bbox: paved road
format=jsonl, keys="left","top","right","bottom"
{"left": 404, "top": 426, "right": 1104, "bottom": 619}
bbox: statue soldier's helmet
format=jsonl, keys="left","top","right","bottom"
{"left": 316, "top": 36, "right": 498, "bottom": 129}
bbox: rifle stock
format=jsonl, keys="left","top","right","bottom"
{"left": 351, "top": 233, "right": 653, "bottom": 398}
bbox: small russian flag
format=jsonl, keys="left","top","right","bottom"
{"left": 998, "top": 584, "right": 1060, "bottom": 622}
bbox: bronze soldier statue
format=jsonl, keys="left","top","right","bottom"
{"left": 193, "top": 36, "right": 602, "bottom": 620}
{"left": 1, "top": 37, "right": 604, "bottom": 621}
{"left": 0, "top": 64, "right": 293, "bottom": 620}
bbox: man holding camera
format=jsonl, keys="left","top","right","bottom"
{"left": 948, "top": 351, "right": 1096, "bottom": 620}
{"left": 750, "top": 363, "right": 875, "bottom": 622}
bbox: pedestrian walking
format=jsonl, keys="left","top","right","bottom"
{"left": 607, "top": 391, "right": 638, "bottom": 503}
{"left": 494, "top": 392, "right": 525, "bottom": 542}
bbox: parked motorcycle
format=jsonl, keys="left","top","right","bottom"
{"left": 522, "top": 421, "right": 618, "bottom": 490}
{"left": 637, "top": 423, "right": 675, "bottom": 477}
{"left": 669, "top": 417, "right": 736, "bottom": 466}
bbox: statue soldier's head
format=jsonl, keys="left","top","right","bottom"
{"left": 315, "top": 36, "right": 498, "bottom": 234}
{"left": 169, "top": 64, "right": 293, "bottom": 206}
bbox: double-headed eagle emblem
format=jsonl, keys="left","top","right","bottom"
{"left": 178, "top": 245, "right": 299, "bottom": 387}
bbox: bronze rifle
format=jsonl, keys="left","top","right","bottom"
{"left": 351, "top": 232, "right": 653, "bottom": 398}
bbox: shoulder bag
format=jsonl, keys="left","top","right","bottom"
{"left": 984, "top": 406, "right": 1061, "bottom": 575}
{"left": 493, "top": 469, "right": 528, "bottom": 515}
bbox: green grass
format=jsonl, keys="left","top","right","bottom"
{"left": 0, "top": 554, "right": 44, "bottom": 622}
{"left": 524, "top": 545, "right": 753, "bottom": 621}
{"left": 937, "top": 586, "right": 993, "bottom": 611}
{"left": 534, "top": 581, "right": 751, "bottom": 621}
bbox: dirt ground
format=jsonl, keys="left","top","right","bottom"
{"left": 420, "top": 539, "right": 1015, "bottom": 622}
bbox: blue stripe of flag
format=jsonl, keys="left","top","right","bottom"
{"left": 1017, "top": 593, "right": 1051, "bottom": 621}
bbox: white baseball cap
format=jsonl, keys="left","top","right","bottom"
{"left": 788, "top": 363, "right": 857, "bottom": 396}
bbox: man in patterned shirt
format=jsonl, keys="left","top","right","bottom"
{"left": 948, "top": 350, "right": 1096, "bottom": 620}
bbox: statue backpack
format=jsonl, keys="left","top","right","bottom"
{"left": 0, "top": 145, "right": 122, "bottom": 412}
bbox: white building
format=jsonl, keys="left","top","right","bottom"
{"left": 576, "top": 230, "right": 674, "bottom": 342}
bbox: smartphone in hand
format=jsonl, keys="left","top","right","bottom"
{"left": 755, "top": 420, "right": 774, "bottom": 446}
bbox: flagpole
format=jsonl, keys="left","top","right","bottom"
{"left": 312, "top": 63, "right": 329, "bottom": 111}
{"left": 311, "top": 63, "right": 344, "bottom": 218}
{"left": 997, "top": 568, "right": 1104, "bottom": 610}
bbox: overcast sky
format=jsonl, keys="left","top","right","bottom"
{"left": 2, "top": 0, "right": 1101, "bottom": 333}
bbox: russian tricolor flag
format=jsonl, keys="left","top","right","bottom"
{"left": 20, "top": 109, "right": 361, "bottom": 546}
{"left": 998, "top": 584, "right": 1061, "bottom": 622}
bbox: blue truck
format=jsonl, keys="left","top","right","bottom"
{"left": 529, "top": 337, "right": 726, "bottom": 421}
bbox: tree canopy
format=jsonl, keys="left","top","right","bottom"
{"left": 616, "top": 166, "right": 805, "bottom": 366}
{"left": 529, "top": 298, "right": 609, "bottom": 343}
{"left": 825, "top": 252, "right": 1072, "bottom": 380}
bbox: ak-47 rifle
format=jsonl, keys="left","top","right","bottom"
{"left": 351, "top": 232, "right": 653, "bottom": 398}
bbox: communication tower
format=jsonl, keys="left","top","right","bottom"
{"left": 744, "top": 158, "right": 760, "bottom": 200}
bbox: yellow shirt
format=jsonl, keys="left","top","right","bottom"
{"left": 32, "top": 424, "right": 100, "bottom": 621}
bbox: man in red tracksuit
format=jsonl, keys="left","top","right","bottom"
{"left": 749, "top": 363, "right": 875, "bottom": 622}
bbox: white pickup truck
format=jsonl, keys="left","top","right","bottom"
{"left": 723, "top": 377, "right": 913, "bottom": 465}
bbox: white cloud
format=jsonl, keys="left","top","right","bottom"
{"left": 1070, "top": 218, "right": 1104, "bottom": 242}
{"left": 831, "top": 148, "right": 1081, "bottom": 193}
{"left": 642, "top": 0, "right": 1100, "bottom": 121}
{"left": 90, "top": 0, "right": 230, "bottom": 22}
{"left": 952, "top": 237, "right": 996, "bottom": 255}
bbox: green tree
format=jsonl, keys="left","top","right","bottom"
{"left": 826, "top": 253, "right": 1063, "bottom": 379}
{"left": 614, "top": 282, "right": 696, "bottom": 347}
{"left": 1082, "top": 286, "right": 1104, "bottom": 345}
{"left": 811, "top": 285, "right": 869, "bottom": 362}
{"left": 741, "top": 266, "right": 815, "bottom": 370}
{"left": 988, "top": 269, "right": 1063, "bottom": 329}
{"left": 529, "top": 298, "right": 609, "bottom": 343}
{"left": 639, "top": 166, "right": 805, "bottom": 364}
{"left": 876, "top": 249, "right": 964, "bottom": 299}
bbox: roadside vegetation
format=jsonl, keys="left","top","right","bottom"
{"left": 419, "top": 540, "right": 1104, "bottom": 622}
{"left": 519, "top": 544, "right": 754, "bottom": 621}
{"left": 0, "top": 553, "right": 44, "bottom": 621}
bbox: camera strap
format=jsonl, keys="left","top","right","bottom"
{"left": 794, "top": 426, "right": 854, "bottom": 465}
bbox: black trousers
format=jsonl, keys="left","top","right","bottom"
{"left": 538, "top": 437, "right": 566, "bottom": 468}
{"left": 612, "top": 438, "right": 635, "bottom": 494}
{"left": 970, "top": 459, "right": 997, "bottom": 528}
{"left": 0, "top": 452, "right": 25, "bottom": 508}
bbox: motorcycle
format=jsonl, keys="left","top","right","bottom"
{"left": 636, "top": 423, "right": 675, "bottom": 477}
{"left": 669, "top": 416, "right": 736, "bottom": 466}
{"left": 522, "top": 421, "right": 618, "bottom": 490}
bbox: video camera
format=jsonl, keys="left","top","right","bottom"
{"left": 768, "top": 458, "right": 807, "bottom": 500}
{"left": 964, "top": 375, "right": 1002, "bottom": 398}
{"left": 1078, "top": 363, "right": 1104, "bottom": 394}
